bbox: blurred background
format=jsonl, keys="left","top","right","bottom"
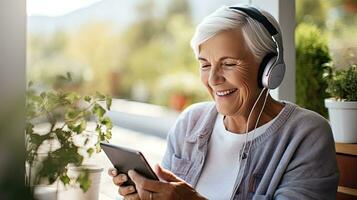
{"left": 26, "top": 0, "right": 356, "bottom": 114}
{"left": 0, "top": 0, "right": 355, "bottom": 199}
{"left": 27, "top": 0, "right": 210, "bottom": 112}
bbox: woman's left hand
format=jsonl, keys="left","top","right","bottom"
{"left": 128, "top": 164, "right": 207, "bottom": 200}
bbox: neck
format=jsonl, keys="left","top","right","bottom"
{"left": 224, "top": 94, "right": 284, "bottom": 134}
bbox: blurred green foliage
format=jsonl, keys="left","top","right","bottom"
{"left": 295, "top": 0, "right": 356, "bottom": 116}
{"left": 297, "top": 0, "right": 357, "bottom": 67}
{"left": 27, "top": 0, "right": 209, "bottom": 109}
{"left": 325, "top": 63, "right": 357, "bottom": 101}
{"left": 296, "top": 0, "right": 332, "bottom": 29}
{"left": 296, "top": 23, "right": 331, "bottom": 117}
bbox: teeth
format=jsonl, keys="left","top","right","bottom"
{"left": 216, "top": 89, "right": 237, "bottom": 96}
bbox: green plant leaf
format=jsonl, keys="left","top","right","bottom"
{"left": 92, "top": 103, "right": 106, "bottom": 118}
{"left": 95, "top": 91, "right": 105, "bottom": 100}
{"left": 60, "top": 174, "right": 71, "bottom": 185}
{"left": 100, "top": 117, "right": 112, "bottom": 129}
{"left": 87, "top": 148, "right": 94, "bottom": 157}
{"left": 78, "top": 120, "right": 87, "bottom": 133}
{"left": 77, "top": 170, "right": 91, "bottom": 192}
{"left": 29, "top": 133, "right": 50, "bottom": 147}
{"left": 25, "top": 123, "right": 34, "bottom": 135}
{"left": 84, "top": 96, "right": 91, "bottom": 102}
{"left": 105, "top": 130, "right": 112, "bottom": 140}
{"left": 106, "top": 96, "right": 112, "bottom": 110}
{"left": 65, "top": 92, "right": 80, "bottom": 104}
{"left": 65, "top": 109, "right": 81, "bottom": 120}
{"left": 55, "top": 129, "right": 72, "bottom": 143}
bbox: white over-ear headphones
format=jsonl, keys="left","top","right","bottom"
{"left": 229, "top": 5, "right": 285, "bottom": 89}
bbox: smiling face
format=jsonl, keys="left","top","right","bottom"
{"left": 198, "top": 29, "right": 261, "bottom": 117}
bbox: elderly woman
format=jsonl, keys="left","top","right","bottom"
{"left": 109, "top": 5, "right": 339, "bottom": 200}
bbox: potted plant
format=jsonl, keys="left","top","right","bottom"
{"left": 26, "top": 73, "right": 113, "bottom": 199}
{"left": 324, "top": 64, "right": 357, "bottom": 143}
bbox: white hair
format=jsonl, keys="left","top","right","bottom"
{"left": 190, "top": 5, "right": 282, "bottom": 62}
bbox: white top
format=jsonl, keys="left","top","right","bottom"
{"left": 195, "top": 114, "right": 276, "bottom": 200}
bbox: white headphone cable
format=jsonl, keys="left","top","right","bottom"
{"left": 240, "top": 87, "right": 267, "bottom": 162}
{"left": 229, "top": 88, "right": 269, "bottom": 200}
{"left": 246, "top": 88, "right": 270, "bottom": 159}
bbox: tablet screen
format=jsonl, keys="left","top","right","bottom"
{"left": 100, "top": 142, "right": 159, "bottom": 186}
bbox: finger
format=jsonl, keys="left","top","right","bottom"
{"left": 128, "top": 170, "right": 167, "bottom": 192}
{"left": 123, "top": 193, "right": 140, "bottom": 200}
{"left": 118, "top": 185, "right": 136, "bottom": 196}
{"left": 113, "top": 174, "right": 128, "bottom": 186}
{"left": 108, "top": 168, "right": 117, "bottom": 177}
{"left": 155, "top": 164, "right": 182, "bottom": 182}
{"left": 135, "top": 187, "right": 154, "bottom": 200}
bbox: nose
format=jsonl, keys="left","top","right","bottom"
{"left": 208, "top": 66, "right": 225, "bottom": 86}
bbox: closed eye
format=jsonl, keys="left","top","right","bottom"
{"left": 223, "top": 63, "right": 236, "bottom": 67}
{"left": 201, "top": 64, "right": 211, "bottom": 68}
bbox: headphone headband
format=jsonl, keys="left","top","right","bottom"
{"left": 228, "top": 5, "right": 284, "bottom": 64}
{"left": 228, "top": 5, "right": 285, "bottom": 89}
{"left": 228, "top": 6, "right": 278, "bottom": 36}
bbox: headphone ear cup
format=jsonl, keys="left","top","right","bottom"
{"left": 258, "top": 53, "right": 276, "bottom": 88}
{"left": 262, "top": 57, "right": 286, "bottom": 89}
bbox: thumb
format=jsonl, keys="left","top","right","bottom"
{"left": 154, "top": 164, "right": 182, "bottom": 182}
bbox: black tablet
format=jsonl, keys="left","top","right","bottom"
{"left": 100, "top": 142, "right": 159, "bottom": 186}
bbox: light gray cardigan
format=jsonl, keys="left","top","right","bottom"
{"left": 161, "top": 101, "right": 339, "bottom": 200}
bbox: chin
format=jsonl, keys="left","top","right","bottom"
{"left": 215, "top": 103, "right": 233, "bottom": 115}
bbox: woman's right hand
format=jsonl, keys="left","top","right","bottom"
{"left": 108, "top": 168, "right": 140, "bottom": 200}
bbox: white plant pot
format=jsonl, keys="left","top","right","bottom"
{"left": 325, "top": 99, "right": 357, "bottom": 143}
{"left": 34, "top": 185, "right": 57, "bottom": 200}
{"left": 59, "top": 164, "right": 103, "bottom": 200}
